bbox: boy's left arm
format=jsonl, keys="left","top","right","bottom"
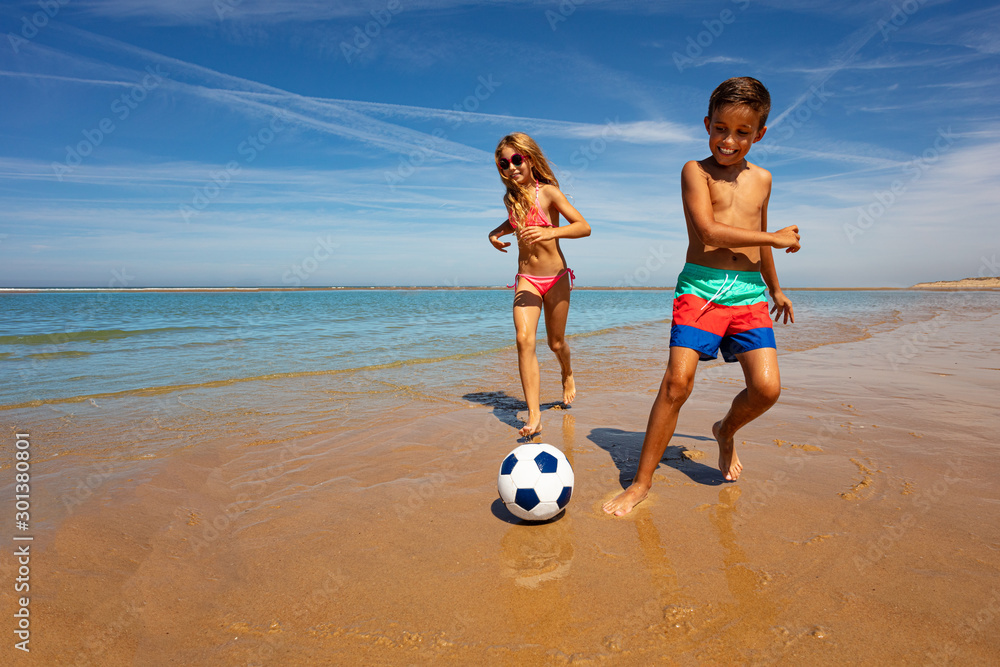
{"left": 758, "top": 189, "right": 795, "bottom": 324}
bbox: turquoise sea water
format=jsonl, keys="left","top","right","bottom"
{"left": 2, "top": 288, "right": 998, "bottom": 408}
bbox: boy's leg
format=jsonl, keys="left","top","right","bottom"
{"left": 603, "top": 346, "right": 701, "bottom": 516}
{"left": 541, "top": 275, "right": 575, "bottom": 404}
{"left": 513, "top": 282, "right": 544, "bottom": 437}
{"left": 714, "top": 347, "right": 782, "bottom": 481}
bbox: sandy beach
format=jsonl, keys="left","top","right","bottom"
{"left": 2, "top": 297, "right": 999, "bottom": 665}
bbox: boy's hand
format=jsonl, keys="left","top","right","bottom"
{"left": 489, "top": 235, "right": 510, "bottom": 253}
{"left": 771, "top": 225, "right": 801, "bottom": 253}
{"left": 770, "top": 290, "right": 794, "bottom": 324}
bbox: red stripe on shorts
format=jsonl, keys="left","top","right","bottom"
{"left": 672, "top": 293, "right": 773, "bottom": 336}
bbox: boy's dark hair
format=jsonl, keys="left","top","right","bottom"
{"left": 708, "top": 77, "right": 771, "bottom": 128}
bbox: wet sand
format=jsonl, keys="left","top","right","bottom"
{"left": 2, "top": 305, "right": 999, "bottom": 664}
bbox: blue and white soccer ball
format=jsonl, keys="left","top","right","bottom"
{"left": 497, "top": 443, "right": 574, "bottom": 521}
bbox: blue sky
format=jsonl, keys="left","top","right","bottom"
{"left": 1, "top": 0, "right": 997, "bottom": 288}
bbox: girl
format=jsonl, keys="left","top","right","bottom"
{"left": 488, "top": 133, "right": 591, "bottom": 438}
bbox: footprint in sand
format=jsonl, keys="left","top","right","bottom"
{"left": 838, "top": 457, "right": 881, "bottom": 500}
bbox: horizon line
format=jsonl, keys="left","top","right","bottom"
{"left": 3, "top": 284, "right": 996, "bottom": 293}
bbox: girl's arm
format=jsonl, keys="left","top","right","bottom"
{"left": 758, "top": 197, "right": 795, "bottom": 323}
{"left": 517, "top": 186, "right": 591, "bottom": 244}
{"left": 489, "top": 219, "right": 515, "bottom": 253}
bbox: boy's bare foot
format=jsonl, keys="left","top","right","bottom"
{"left": 519, "top": 411, "right": 542, "bottom": 438}
{"left": 602, "top": 482, "right": 649, "bottom": 516}
{"left": 562, "top": 373, "right": 576, "bottom": 405}
{"left": 713, "top": 420, "right": 743, "bottom": 481}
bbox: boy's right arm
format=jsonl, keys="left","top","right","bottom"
{"left": 488, "top": 219, "right": 515, "bottom": 253}
{"left": 681, "top": 161, "right": 800, "bottom": 251}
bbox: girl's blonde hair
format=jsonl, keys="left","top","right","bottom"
{"left": 495, "top": 133, "right": 559, "bottom": 226}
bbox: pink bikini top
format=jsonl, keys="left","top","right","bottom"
{"left": 509, "top": 180, "right": 551, "bottom": 229}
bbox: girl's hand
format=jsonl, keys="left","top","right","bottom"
{"left": 517, "top": 226, "right": 554, "bottom": 245}
{"left": 490, "top": 235, "right": 511, "bottom": 253}
{"left": 770, "top": 290, "right": 794, "bottom": 324}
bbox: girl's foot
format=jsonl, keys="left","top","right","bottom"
{"left": 562, "top": 373, "right": 576, "bottom": 405}
{"left": 519, "top": 411, "right": 542, "bottom": 438}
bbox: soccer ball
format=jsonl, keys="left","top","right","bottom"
{"left": 497, "top": 443, "right": 574, "bottom": 521}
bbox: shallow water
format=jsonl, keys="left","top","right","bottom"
{"left": 4, "top": 288, "right": 996, "bottom": 408}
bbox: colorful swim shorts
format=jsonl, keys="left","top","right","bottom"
{"left": 669, "top": 263, "right": 775, "bottom": 363}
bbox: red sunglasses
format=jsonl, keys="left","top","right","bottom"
{"left": 497, "top": 154, "right": 525, "bottom": 171}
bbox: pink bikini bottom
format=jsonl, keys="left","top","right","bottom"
{"left": 508, "top": 268, "right": 575, "bottom": 297}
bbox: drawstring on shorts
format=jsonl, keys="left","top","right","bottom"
{"left": 700, "top": 273, "right": 736, "bottom": 310}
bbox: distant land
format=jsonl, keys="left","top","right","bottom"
{"left": 911, "top": 276, "right": 1000, "bottom": 289}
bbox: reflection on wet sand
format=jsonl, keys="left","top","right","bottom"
{"left": 704, "top": 485, "right": 784, "bottom": 661}
{"left": 498, "top": 409, "right": 578, "bottom": 647}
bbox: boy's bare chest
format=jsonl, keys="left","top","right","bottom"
{"left": 706, "top": 176, "right": 762, "bottom": 219}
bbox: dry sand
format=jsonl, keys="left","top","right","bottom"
{"left": 2, "top": 307, "right": 999, "bottom": 665}
{"left": 912, "top": 277, "right": 1000, "bottom": 290}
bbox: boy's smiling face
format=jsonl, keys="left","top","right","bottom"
{"left": 704, "top": 104, "right": 767, "bottom": 167}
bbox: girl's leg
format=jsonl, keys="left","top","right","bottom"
{"left": 541, "top": 274, "right": 575, "bottom": 404}
{"left": 513, "top": 280, "right": 544, "bottom": 437}
{"left": 713, "top": 347, "right": 782, "bottom": 481}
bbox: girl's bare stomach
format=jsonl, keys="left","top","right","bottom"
{"left": 517, "top": 241, "right": 567, "bottom": 274}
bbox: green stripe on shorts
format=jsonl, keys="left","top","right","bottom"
{"left": 673, "top": 263, "right": 767, "bottom": 306}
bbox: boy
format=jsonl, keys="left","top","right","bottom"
{"left": 604, "top": 77, "right": 800, "bottom": 516}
